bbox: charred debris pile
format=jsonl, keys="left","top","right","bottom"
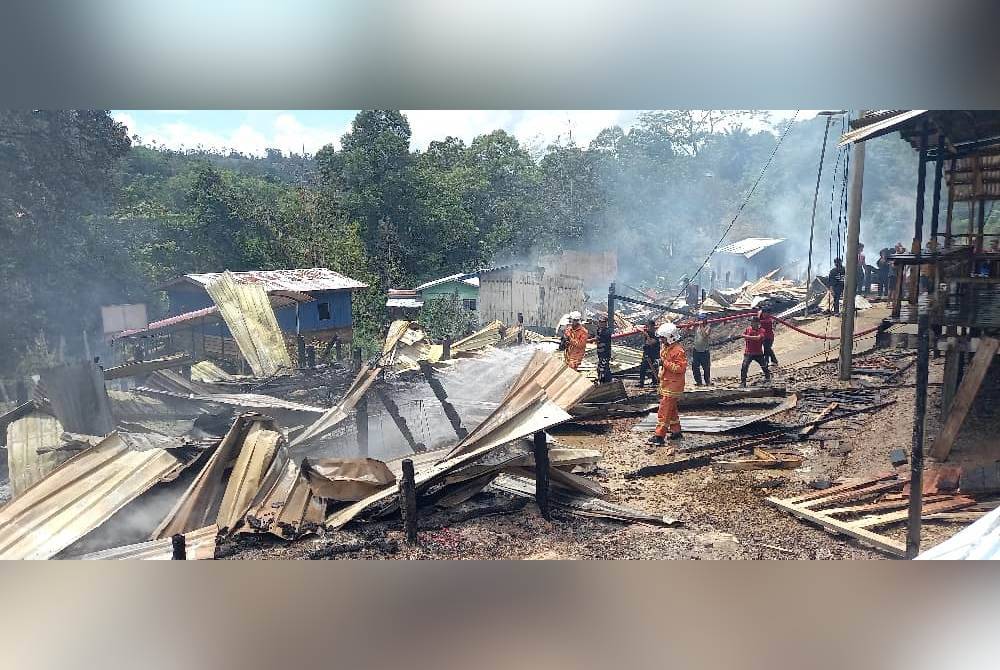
{"left": 0, "top": 276, "right": 676, "bottom": 560}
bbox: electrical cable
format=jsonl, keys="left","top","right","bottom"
{"left": 657, "top": 111, "right": 801, "bottom": 315}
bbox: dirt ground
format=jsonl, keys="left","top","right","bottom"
{"left": 228, "top": 303, "right": 995, "bottom": 561}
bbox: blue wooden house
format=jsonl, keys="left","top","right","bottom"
{"left": 161, "top": 268, "right": 368, "bottom": 341}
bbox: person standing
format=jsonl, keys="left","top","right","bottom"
{"left": 647, "top": 322, "right": 687, "bottom": 447}
{"left": 594, "top": 314, "right": 613, "bottom": 383}
{"left": 691, "top": 312, "right": 712, "bottom": 386}
{"left": 561, "top": 311, "right": 588, "bottom": 370}
{"left": 740, "top": 315, "right": 772, "bottom": 387}
{"left": 877, "top": 248, "right": 892, "bottom": 298}
{"left": 638, "top": 319, "right": 660, "bottom": 388}
{"left": 827, "top": 258, "right": 846, "bottom": 313}
{"left": 758, "top": 309, "right": 778, "bottom": 369}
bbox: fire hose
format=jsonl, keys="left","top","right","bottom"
{"left": 611, "top": 310, "right": 882, "bottom": 342}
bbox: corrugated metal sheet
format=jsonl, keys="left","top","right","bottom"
{"left": 241, "top": 459, "right": 325, "bottom": 540}
{"left": 153, "top": 414, "right": 284, "bottom": 538}
{"left": 326, "top": 396, "right": 571, "bottom": 530}
{"left": 40, "top": 362, "right": 115, "bottom": 436}
{"left": 102, "top": 354, "right": 192, "bottom": 381}
{"left": 716, "top": 238, "right": 786, "bottom": 259}
{"left": 386, "top": 297, "right": 424, "bottom": 308}
{"left": 182, "top": 268, "right": 368, "bottom": 292}
{"left": 205, "top": 271, "right": 293, "bottom": 377}
{"left": 6, "top": 411, "right": 66, "bottom": 498}
{"left": 289, "top": 321, "right": 412, "bottom": 448}
{"left": 116, "top": 306, "right": 220, "bottom": 338}
{"left": 917, "top": 505, "right": 1000, "bottom": 560}
{"left": 452, "top": 320, "right": 504, "bottom": 353}
{"left": 0, "top": 434, "right": 187, "bottom": 560}
{"left": 78, "top": 525, "right": 219, "bottom": 560}
{"left": 414, "top": 273, "right": 479, "bottom": 291}
{"left": 134, "top": 386, "right": 326, "bottom": 415}
{"left": 190, "top": 360, "right": 238, "bottom": 383}
{"left": 838, "top": 110, "right": 927, "bottom": 146}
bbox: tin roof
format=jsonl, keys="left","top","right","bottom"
{"left": 716, "top": 238, "right": 785, "bottom": 259}
{"left": 414, "top": 272, "right": 479, "bottom": 292}
{"left": 166, "top": 268, "right": 368, "bottom": 293}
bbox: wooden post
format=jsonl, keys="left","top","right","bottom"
{"left": 517, "top": 312, "right": 524, "bottom": 343}
{"left": 977, "top": 192, "right": 987, "bottom": 252}
{"left": 607, "top": 283, "right": 616, "bottom": 334}
{"left": 909, "top": 127, "right": 930, "bottom": 307}
{"left": 906, "top": 313, "right": 930, "bottom": 559}
{"left": 306, "top": 345, "right": 316, "bottom": 368}
{"left": 297, "top": 335, "right": 306, "bottom": 368}
{"left": 171, "top": 533, "right": 186, "bottom": 560}
{"left": 534, "top": 431, "right": 551, "bottom": 521}
{"left": 930, "top": 134, "right": 945, "bottom": 244}
{"left": 929, "top": 337, "right": 1000, "bottom": 461}
{"left": 944, "top": 164, "right": 955, "bottom": 249}
{"left": 355, "top": 396, "right": 369, "bottom": 456}
{"left": 15, "top": 379, "right": 27, "bottom": 405}
{"left": 335, "top": 337, "right": 342, "bottom": 361}
{"left": 839, "top": 112, "right": 867, "bottom": 380}
{"left": 399, "top": 458, "right": 418, "bottom": 545}
{"left": 352, "top": 347, "right": 362, "bottom": 371}
{"left": 442, "top": 336, "right": 451, "bottom": 361}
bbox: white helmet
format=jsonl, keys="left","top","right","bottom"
{"left": 656, "top": 322, "right": 681, "bottom": 344}
{"left": 569, "top": 311, "right": 582, "bottom": 321}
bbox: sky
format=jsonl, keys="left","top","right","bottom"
{"left": 110, "top": 110, "right": 814, "bottom": 157}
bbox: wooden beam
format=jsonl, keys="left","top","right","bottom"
{"left": 928, "top": 337, "right": 1000, "bottom": 460}
{"left": 852, "top": 496, "right": 976, "bottom": 529}
{"left": 799, "top": 402, "right": 838, "bottom": 438}
{"left": 784, "top": 472, "right": 899, "bottom": 505}
{"left": 766, "top": 497, "right": 906, "bottom": 557}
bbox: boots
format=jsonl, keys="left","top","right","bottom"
{"left": 668, "top": 431, "right": 684, "bottom": 440}
{"left": 646, "top": 435, "right": 665, "bottom": 446}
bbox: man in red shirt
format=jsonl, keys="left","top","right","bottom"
{"left": 740, "top": 315, "right": 772, "bottom": 387}
{"left": 758, "top": 310, "right": 778, "bottom": 369}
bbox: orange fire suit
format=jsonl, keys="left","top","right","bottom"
{"left": 655, "top": 342, "right": 688, "bottom": 437}
{"left": 563, "top": 324, "right": 589, "bottom": 370}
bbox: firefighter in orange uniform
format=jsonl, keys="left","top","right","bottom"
{"left": 561, "top": 311, "right": 589, "bottom": 370}
{"left": 647, "top": 322, "right": 687, "bottom": 447}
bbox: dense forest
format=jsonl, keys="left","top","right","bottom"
{"left": 3, "top": 109, "right": 992, "bottom": 374}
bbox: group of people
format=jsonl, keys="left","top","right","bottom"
{"left": 559, "top": 309, "right": 780, "bottom": 449}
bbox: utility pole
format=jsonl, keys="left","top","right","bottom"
{"left": 839, "top": 111, "right": 867, "bottom": 380}
{"left": 805, "top": 111, "right": 845, "bottom": 315}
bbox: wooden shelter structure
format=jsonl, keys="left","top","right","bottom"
{"left": 841, "top": 110, "right": 1000, "bottom": 557}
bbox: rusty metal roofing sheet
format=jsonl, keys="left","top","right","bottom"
{"left": 180, "top": 267, "right": 368, "bottom": 292}
{"left": 206, "top": 271, "right": 294, "bottom": 378}
{"left": 242, "top": 459, "right": 325, "bottom": 540}
{"left": 325, "top": 394, "right": 571, "bottom": 530}
{"left": 0, "top": 433, "right": 187, "bottom": 560}
{"left": 152, "top": 414, "right": 283, "bottom": 538}
{"left": 78, "top": 524, "right": 218, "bottom": 560}
{"left": 6, "top": 411, "right": 66, "bottom": 498}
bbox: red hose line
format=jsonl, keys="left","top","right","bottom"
{"left": 612, "top": 311, "right": 879, "bottom": 342}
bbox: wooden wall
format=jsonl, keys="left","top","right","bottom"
{"left": 479, "top": 267, "right": 583, "bottom": 329}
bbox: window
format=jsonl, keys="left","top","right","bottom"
{"left": 317, "top": 302, "right": 331, "bottom": 321}
{"left": 462, "top": 298, "right": 477, "bottom": 311}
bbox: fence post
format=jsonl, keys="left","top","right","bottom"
{"left": 534, "top": 431, "right": 550, "bottom": 520}
{"left": 400, "top": 458, "right": 418, "bottom": 545}
{"left": 171, "top": 533, "right": 186, "bottom": 560}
